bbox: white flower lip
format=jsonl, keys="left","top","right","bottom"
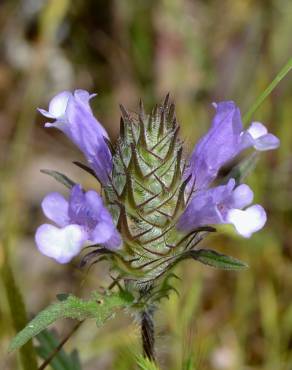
{"left": 38, "top": 91, "right": 72, "bottom": 120}
{"left": 227, "top": 205, "right": 267, "bottom": 238}
{"left": 35, "top": 224, "right": 86, "bottom": 264}
{"left": 47, "top": 91, "right": 72, "bottom": 118}
{"left": 248, "top": 122, "right": 268, "bottom": 139}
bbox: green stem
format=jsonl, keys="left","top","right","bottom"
{"left": 243, "top": 57, "right": 292, "bottom": 124}
{"left": 2, "top": 247, "right": 38, "bottom": 370}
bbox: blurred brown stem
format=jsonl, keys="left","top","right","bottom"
{"left": 38, "top": 321, "right": 83, "bottom": 370}
{"left": 141, "top": 307, "right": 156, "bottom": 363}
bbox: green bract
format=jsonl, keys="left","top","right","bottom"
{"left": 103, "top": 97, "right": 197, "bottom": 282}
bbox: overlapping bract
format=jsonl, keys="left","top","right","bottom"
{"left": 36, "top": 91, "right": 279, "bottom": 265}
{"left": 103, "top": 98, "right": 185, "bottom": 274}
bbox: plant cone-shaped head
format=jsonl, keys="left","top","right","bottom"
{"left": 103, "top": 96, "right": 193, "bottom": 284}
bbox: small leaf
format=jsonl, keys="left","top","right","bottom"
{"left": 36, "top": 329, "right": 82, "bottom": 370}
{"left": 189, "top": 249, "right": 248, "bottom": 270}
{"left": 40, "top": 169, "right": 76, "bottom": 189}
{"left": 72, "top": 161, "right": 99, "bottom": 180}
{"left": 56, "top": 293, "right": 69, "bottom": 302}
{"left": 136, "top": 355, "right": 160, "bottom": 370}
{"left": 9, "top": 291, "right": 134, "bottom": 353}
{"left": 182, "top": 355, "right": 195, "bottom": 370}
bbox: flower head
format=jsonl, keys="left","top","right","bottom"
{"left": 36, "top": 92, "right": 279, "bottom": 281}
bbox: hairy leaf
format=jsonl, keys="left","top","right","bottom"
{"left": 9, "top": 291, "right": 134, "bottom": 353}
{"left": 73, "top": 161, "right": 98, "bottom": 180}
{"left": 189, "top": 249, "right": 248, "bottom": 270}
{"left": 40, "top": 169, "right": 76, "bottom": 189}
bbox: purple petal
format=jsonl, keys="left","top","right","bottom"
{"left": 84, "top": 189, "right": 104, "bottom": 210}
{"left": 68, "top": 185, "right": 102, "bottom": 226}
{"left": 73, "top": 89, "right": 98, "bottom": 115}
{"left": 68, "top": 185, "right": 122, "bottom": 248}
{"left": 91, "top": 221, "right": 114, "bottom": 243}
{"left": 65, "top": 92, "right": 112, "bottom": 184}
{"left": 103, "top": 231, "right": 122, "bottom": 250}
{"left": 253, "top": 134, "right": 280, "bottom": 151}
{"left": 211, "top": 101, "right": 242, "bottom": 134}
{"left": 67, "top": 185, "right": 87, "bottom": 224}
{"left": 230, "top": 184, "right": 253, "bottom": 209}
{"left": 75, "top": 90, "right": 106, "bottom": 139}
{"left": 86, "top": 145, "right": 112, "bottom": 185}
{"left": 186, "top": 104, "right": 280, "bottom": 193}
{"left": 186, "top": 101, "right": 243, "bottom": 189}
{"left": 226, "top": 205, "right": 267, "bottom": 238}
{"left": 90, "top": 206, "right": 122, "bottom": 249}
{"left": 176, "top": 192, "right": 222, "bottom": 231}
{"left": 41, "top": 192, "right": 69, "bottom": 227}
{"left": 35, "top": 224, "right": 87, "bottom": 263}
{"left": 211, "top": 178, "right": 235, "bottom": 204}
{"left": 66, "top": 90, "right": 109, "bottom": 142}
{"left": 177, "top": 179, "right": 266, "bottom": 238}
{"left": 39, "top": 90, "right": 112, "bottom": 185}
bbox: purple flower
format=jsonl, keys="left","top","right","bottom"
{"left": 186, "top": 101, "right": 280, "bottom": 189}
{"left": 35, "top": 185, "right": 122, "bottom": 263}
{"left": 177, "top": 178, "right": 267, "bottom": 238}
{"left": 38, "top": 90, "right": 112, "bottom": 185}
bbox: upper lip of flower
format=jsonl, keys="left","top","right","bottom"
{"left": 185, "top": 100, "right": 280, "bottom": 191}
{"left": 38, "top": 89, "right": 112, "bottom": 185}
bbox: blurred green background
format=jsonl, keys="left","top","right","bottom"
{"left": 0, "top": 0, "right": 292, "bottom": 369}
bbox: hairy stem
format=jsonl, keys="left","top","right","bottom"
{"left": 141, "top": 306, "right": 156, "bottom": 363}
